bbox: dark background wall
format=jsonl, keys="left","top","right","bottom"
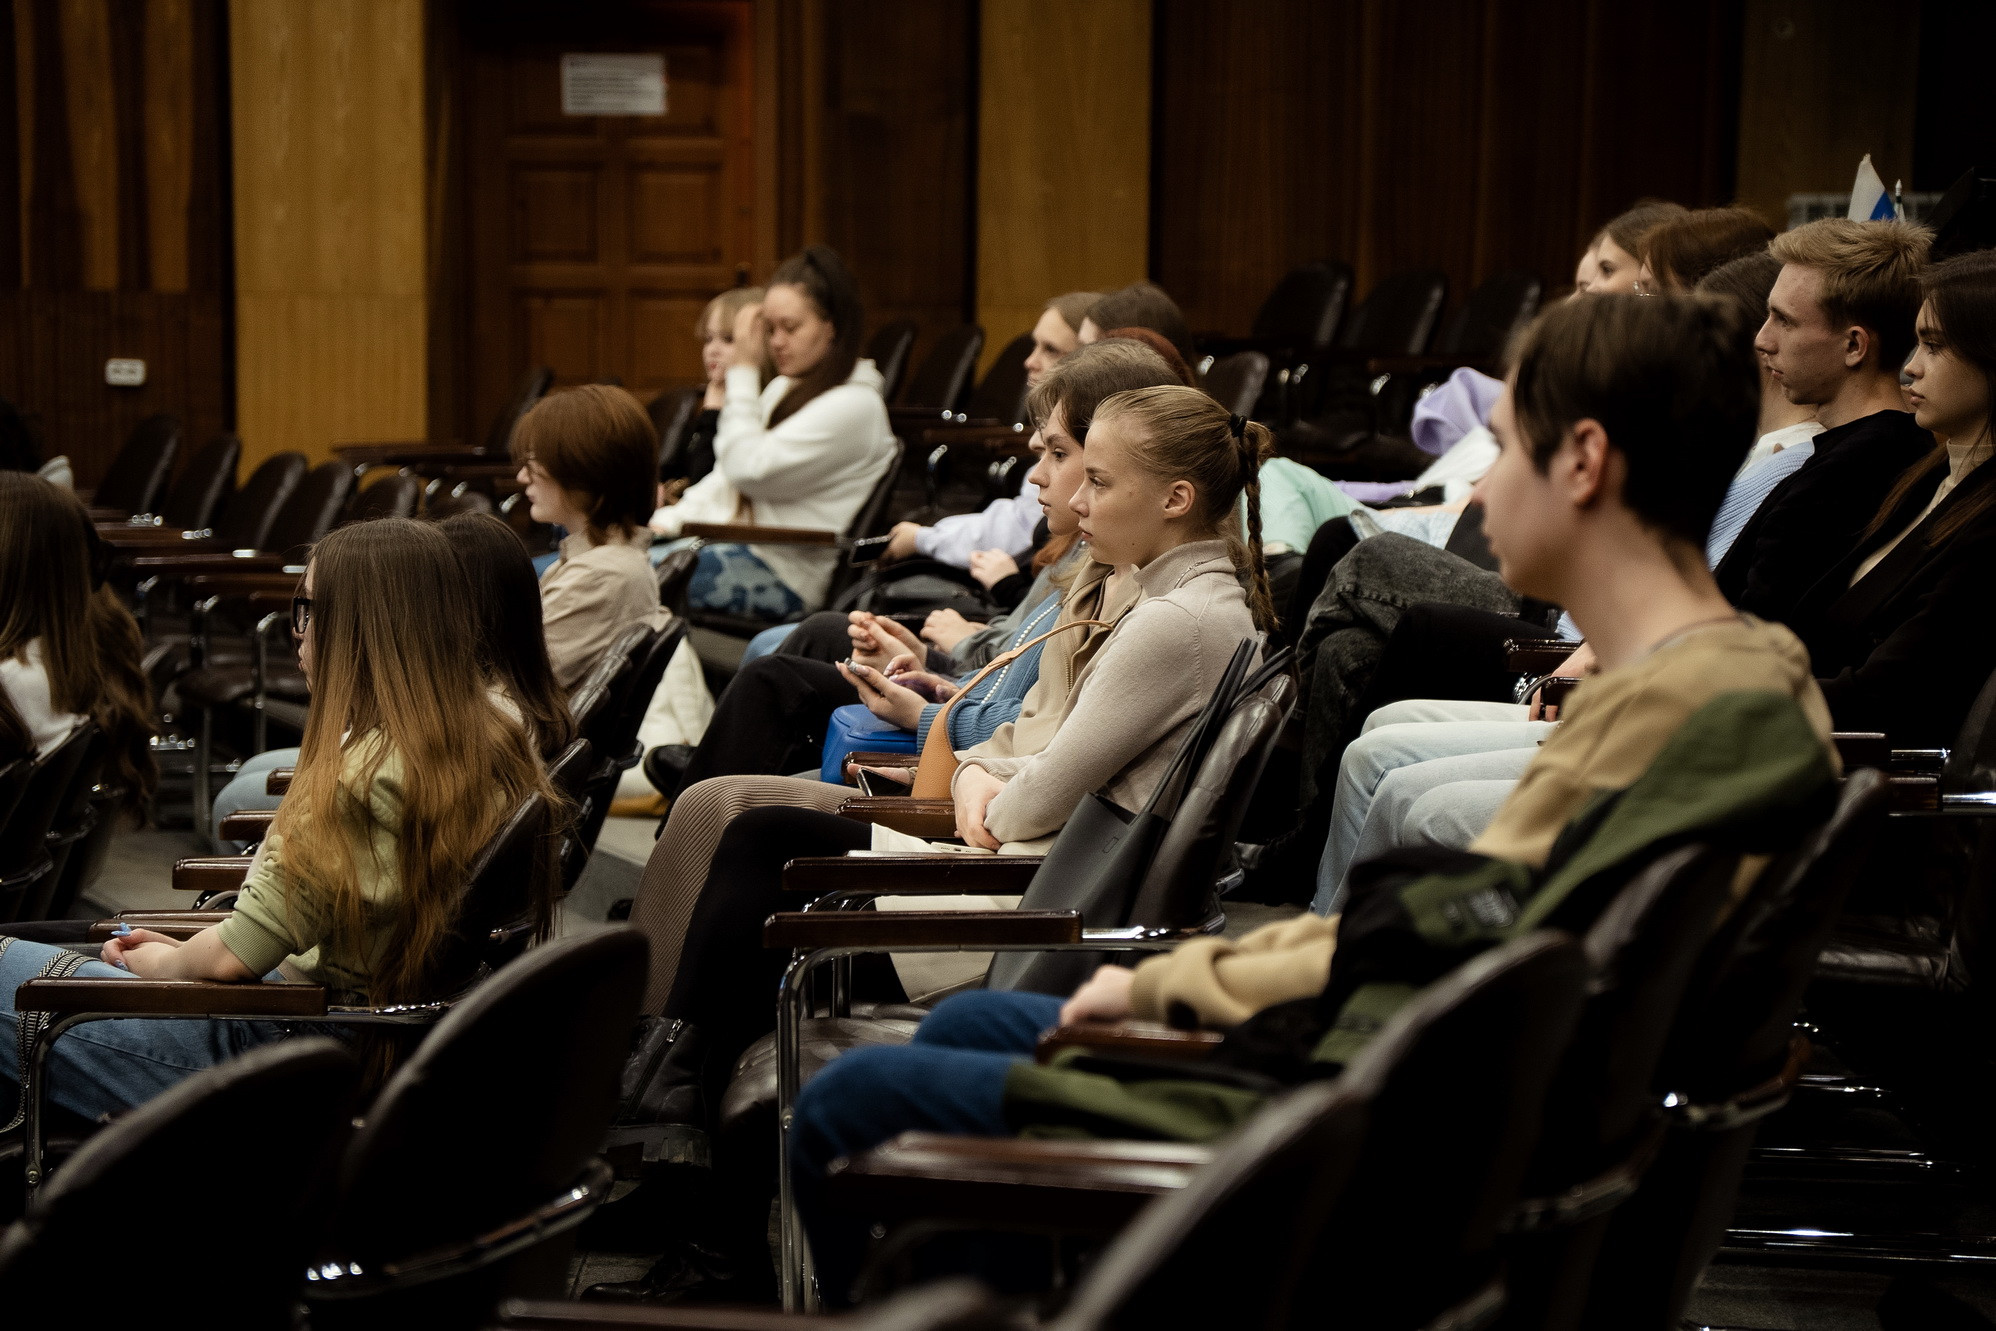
{"left": 1151, "top": 0, "right": 1745, "bottom": 336}
{"left": 0, "top": 0, "right": 233, "bottom": 489}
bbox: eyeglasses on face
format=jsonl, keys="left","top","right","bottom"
{"left": 291, "top": 596, "right": 313, "bottom": 637}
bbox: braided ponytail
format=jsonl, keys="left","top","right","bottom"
{"left": 1091, "top": 388, "right": 1279, "bottom": 635}
{"left": 1230, "top": 414, "right": 1278, "bottom": 634}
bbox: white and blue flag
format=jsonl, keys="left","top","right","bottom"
{"left": 1847, "top": 154, "right": 1901, "bottom": 221}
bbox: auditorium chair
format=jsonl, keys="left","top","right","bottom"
{"left": 345, "top": 469, "right": 424, "bottom": 522}
{"left": 831, "top": 932, "right": 1587, "bottom": 1324}
{"left": 865, "top": 320, "right": 919, "bottom": 404}
{"left": 16, "top": 787, "right": 561, "bottom": 1193}
{"left": 81, "top": 413, "right": 180, "bottom": 519}
{"left": 1366, "top": 270, "right": 1545, "bottom": 442}
{"left": 13, "top": 728, "right": 111, "bottom": 924}
{"left": 99, "top": 448, "right": 304, "bottom": 558}
{"left": 1703, "top": 671, "right": 1996, "bottom": 1270}
{"left": 0, "top": 1038, "right": 363, "bottom": 1325}
{"left": 889, "top": 327, "right": 985, "bottom": 431}
{"left": 902, "top": 334, "right": 1047, "bottom": 519}
{"left": 1277, "top": 269, "right": 1450, "bottom": 480}
{"left": 332, "top": 363, "right": 553, "bottom": 478}
{"left": 726, "top": 659, "right": 1291, "bottom": 1302}
{"left": 0, "top": 725, "right": 102, "bottom": 924}
{"left": 649, "top": 385, "right": 704, "bottom": 482}
{"left": 826, "top": 843, "right": 1735, "bottom": 1327}
{"left": 1198, "top": 260, "right": 1353, "bottom": 421}
{"left": 672, "top": 440, "right": 907, "bottom": 677}
{"left": 35, "top": 748, "right": 130, "bottom": 922}
{"left": 299, "top": 929, "right": 644, "bottom": 1329}
{"left": 1201, "top": 350, "right": 1270, "bottom": 420}
{"left": 134, "top": 432, "right": 242, "bottom": 537}
{"left": 571, "top": 618, "right": 687, "bottom": 855}
{"left": 1582, "top": 770, "right": 1887, "bottom": 1327}
{"left": 499, "top": 1280, "right": 994, "bottom": 1331}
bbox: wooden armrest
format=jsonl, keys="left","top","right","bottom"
{"left": 266, "top": 768, "right": 294, "bottom": 796}
{"left": 1832, "top": 733, "right": 1890, "bottom": 770}
{"left": 101, "top": 528, "right": 224, "bottom": 549}
{"left": 762, "top": 909, "right": 1080, "bottom": 950}
{"left": 889, "top": 406, "right": 959, "bottom": 430}
{"left": 917, "top": 423, "right": 1030, "bottom": 448}
{"left": 1035, "top": 1021, "right": 1225, "bottom": 1063}
{"left": 14, "top": 978, "right": 327, "bottom": 1016}
{"left": 1890, "top": 775, "right": 1940, "bottom": 813}
{"left": 174, "top": 856, "right": 252, "bottom": 892}
{"left": 500, "top": 1299, "right": 904, "bottom": 1330}
{"left": 185, "top": 571, "right": 306, "bottom": 597}
{"left": 130, "top": 551, "right": 289, "bottom": 575}
{"left": 1365, "top": 354, "right": 1498, "bottom": 376}
{"left": 843, "top": 751, "right": 923, "bottom": 771}
{"left": 824, "top": 1131, "right": 1209, "bottom": 1231}
{"left": 331, "top": 440, "right": 470, "bottom": 463}
{"left": 835, "top": 796, "right": 957, "bottom": 838}
{"left": 433, "top": 461, "right": 523, "bottom": 480}
{"left": 216, "top": 810, "right": 277, "bottom": 842}
{"left": 680, "top": 521, "right": 840, "bottom": 547}
{"left": 781, "top": 855, "right": 1043, "bottom": 896}
{"left": 88, "top": 916, "right": 225, "bottom": 941}
{"left": 1505, "top": 638, "right": 1577, "bottom": 675}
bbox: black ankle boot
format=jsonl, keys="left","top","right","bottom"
{"left": 605, "top": 1018, "right": 710, "bottom": 1169}
{"left": 643, "top": 744, "right": 695, "bottom": 797}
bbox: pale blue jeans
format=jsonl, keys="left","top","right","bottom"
{"left": 1314, "top": 699, "right": 1549, "bottom": 914}
{"left": 0, "top": 936, "right": 292, "bottom": 1123}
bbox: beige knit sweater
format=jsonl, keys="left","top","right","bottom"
{"left": 956, "top": 539, "right": 1258, "bottom": 845}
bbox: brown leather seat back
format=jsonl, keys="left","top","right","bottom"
{"left": 0, "top": 1039, "right": 359, "bottom": 1323}
{"left": 1124, "top": 670, "right": 1296, "bottom": 933}
{"left": 215, "top": 451, "right": 307, "bottom": 551}
{"left": 322, "top": 930, "right": 646, "bottom": 1277}
{"left": 159, "top": 433, "right": 242, "bottom": 530}
{"left": 1586, "top": 769, "right": 1890, "bottom": 1326}
{"left": 1202, "top": 351, "right": 1269, "bottom": 419}
{"left": 94, "top": 414, "right": 181, "bottom": 515}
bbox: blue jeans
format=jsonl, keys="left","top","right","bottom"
{"left": 791, "top": 989, "right": 1063, "bottom": 1302}
{"left": 742, "top": 624, "right": 797, "bottom": 663}
{"left": 687, "top": 544, "right": 805, "bottom": 622}
{"left": 209, "top": 747, "right": 297, "bottom": 850}
{"left": 0, "top": 937, "right": 291, "bottom": 1123}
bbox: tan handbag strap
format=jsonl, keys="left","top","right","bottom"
{"left": 908, "top": 618, "right": 1114, "bottom": 799}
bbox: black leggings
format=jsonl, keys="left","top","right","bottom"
{"left": 663, "top": 806, "right": 903, "bottom": 1105}
{"left": 673, "top": 655, "right": 860, "bottom": 793}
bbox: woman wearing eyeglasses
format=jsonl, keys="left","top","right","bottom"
{"left": 0, "top": 518, "right": 562, "bottom": 1116}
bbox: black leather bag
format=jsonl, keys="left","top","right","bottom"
{"left": 989, "top": 641, "right": 1264, "bottom": 994}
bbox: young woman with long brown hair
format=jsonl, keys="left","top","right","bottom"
{"left": 0, "top": 518, "right": 560, "bottom": 1121}
{"left": 0, "top": 474, "right": 154, "bottom": 810}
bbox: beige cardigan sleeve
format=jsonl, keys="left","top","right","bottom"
{"left": 1128, "top": 913, "right": 1338, "bottom": 1029}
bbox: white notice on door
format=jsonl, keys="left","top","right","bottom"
{"left": 560, "top": 54, "right": 667, "bottom": 116}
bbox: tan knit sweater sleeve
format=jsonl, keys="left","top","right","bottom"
{"left": 1127, "top": 913, "right": 1338, "bottom": 1029}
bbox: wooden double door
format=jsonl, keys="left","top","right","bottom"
{"left": 463, "top": 2, "right": 755, "bottom": 427}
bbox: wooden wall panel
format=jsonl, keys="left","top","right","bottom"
{"left": 231, "top": 0, "right": 428, "bottom": 466}
{"left": 976, "top": 0, "right": 1150, "bottom": 371}
{"left": 1153, "top": 0, "right": 1745, "bottom": 339}
{"left": 974, "top": 0, "right": 1149, "bottom": 373}
{"left": 817, "top": 0, "right": 973, "bottom": 372}
{"left": 1734, "top": 0, "right": 1919, "bottom": 228}
{"left": 0, "top": 0, "right": 230, "bottom": 487}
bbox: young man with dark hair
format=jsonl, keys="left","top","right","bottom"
{"left": 1716, "top": 217, "right": 1935, "bottom": 621}
{"left": 785, "top": 293, "right": 1842, "bottom": 1301}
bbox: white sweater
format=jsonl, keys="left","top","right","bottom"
{"left": 0, "top": 639, "right": 84, "bottom": 758}
{"left": 652, "top": 358, "right": 897, "bottom": 608}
